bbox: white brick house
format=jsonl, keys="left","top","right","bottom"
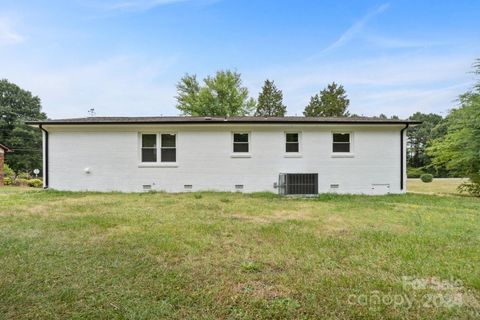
{"left": 28, "top": 116, "right": 419, "bottom": 195}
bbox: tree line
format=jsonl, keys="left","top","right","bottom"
{"left": 1, "top": 59, "right": 479, "bottom": 195}
{"left": 176, "top": 71, "right": 351, "bottom": 117}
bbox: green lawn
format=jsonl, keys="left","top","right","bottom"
{"left": 0, "top": 188, "right": 479, "bottom": 319}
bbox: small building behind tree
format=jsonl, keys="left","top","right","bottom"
{"left": 0, "top": 144, "right": 12, "bottom": 186}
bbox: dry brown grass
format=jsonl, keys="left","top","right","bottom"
{"left": 407, "top": 178, "right": 468, "bottom": 196}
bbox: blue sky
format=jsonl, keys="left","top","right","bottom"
{"left": 1, "top": 0, "right": 479, "bottom": 118}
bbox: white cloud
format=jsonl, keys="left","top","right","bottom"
{"left": 0, "top": 55, "right": 180, "bottom": 118}
{"left": 0, "top": 17, "right": 24, "bottom": 45}
{"left": 83, "top": 0, "right": 218, "bottom": 12}
{"left": 361, "top": 34, "right": 449, "bottom": 49}
{"left": 244, "top": 52, "right": 476, "bottom": 118}
{"left": 349, "top": 83, "right": 469, "bottom": 117}
{"left": 106, "top": 0, "right": 189, "bottom": 11}
{"left": 308, "top": 3, "right": 390, "bottom": 59}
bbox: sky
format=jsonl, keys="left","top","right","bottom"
{"left": 1, "top": 0, "right": 479, "bottom": 119}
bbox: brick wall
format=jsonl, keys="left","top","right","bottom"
{"left": 0, "top": 151, "right": 4, "bottom": 186}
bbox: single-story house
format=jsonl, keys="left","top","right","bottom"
{"left": 27, "top": 116, "right": 420, "bottom": 195}
{"left": 0, "top": 144, "right": 12, "bottom": 186}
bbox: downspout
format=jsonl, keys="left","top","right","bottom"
{"left": 400, "top": 123, "right": 409, "bottom": 191}
{"left": 39, "top": 124, "right": 49, "bottom": 189}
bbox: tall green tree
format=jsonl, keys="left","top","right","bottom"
{"left": 254, "top": 80, "right": 286, "bottom": 117}
{"left": 407, "top": 112, "right": 444, "bottom": 170}
{"left": 303, "top": 82, "right": 350, "bottom": 117}
{"left": 175, "top": 70, "right": 255, "bottom": 116}
{"left": 0, "top": 79, "right": 47, "bottom": 173}
{"left": 427, "top": 60, "right": 480, "bottom": 196}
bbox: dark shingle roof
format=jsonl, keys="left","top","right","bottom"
{"left": 27, "top": 116, "right": 421, "bottom": 125}
{"left": 0, "top": 144, "right": 12, "bottom": 152}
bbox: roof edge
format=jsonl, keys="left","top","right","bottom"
{"left": 26, "top": 119, "right": 422, "bottom": 126}
{"left": 0, "top": 144, "right": 12, "bottom": 152}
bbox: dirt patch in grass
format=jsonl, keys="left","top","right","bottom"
{"left": 234, "top": 280, "right": 294, "bottom": 300}
{"left": 321, "top": 214, "right": 350, "bottom": 234}
{"left": 230, "top": 209, "right": 317, "bottom": 224}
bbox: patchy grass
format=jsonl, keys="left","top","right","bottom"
{"left": 0, "top": 185, "right": 35, "bottom": 194}
{"left": 407, "top": 178, "right": 468, "bottom": 196}
{"left": 0, "top": 188, "right": 479, "bottom": 319}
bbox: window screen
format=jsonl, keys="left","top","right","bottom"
{"left": 161, "top": 134, "right": 176, "bottom": 162}
{"left": 285, "top": 133, "right": 299, "bottom": 153}
{"left": 332, "top": 133, "right": 350, "bottom": 153}
{"left": 233, "top": 133, "right": 249, "bottom": 153}
{"left": 141, "top": 134, "right": 157, "bottom": 162}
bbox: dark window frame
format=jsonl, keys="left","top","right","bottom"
{"left": 232, "top": 132, "right": 250, "bottom": 153}
{"left": 332, "top": 132, "right": 351, "bottom": 153}
{"left": 285, "top": 132, "right": 300, "bottom": 153}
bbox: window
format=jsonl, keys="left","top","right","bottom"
{"left": 332, "top": 133, "right": 350, "bottom": 153}
{"left": 141, "top": 134, "right": 157, "bottom": 162}
{"left": 140, "top": 133, "right": 176, "bottom": 164}
{"left": 161, "top": 134, "right": 176, "bottom": 162}
{"left": 233, "top": 133, "right": 249, "bottom": 153}
{"left": 285, "top": 133, "right": 299, "bottom": 153}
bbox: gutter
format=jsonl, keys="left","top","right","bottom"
{"left": 400, "top": 123, "right": 409, "bottom": 191}
{"left": 39, "top": 124, "right": 49, "bottom": 189}
{"left": 26, "top": 120, "right": 422, "bottom": 126}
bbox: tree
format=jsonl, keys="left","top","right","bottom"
{"left": 175, "top": 70, "right": 255, "bottom": 116}
{"left": 0, "top": 79, "right": 47, "bottom": 173}
{"left": 427, "top": 60, "right": 480, "bottom": 196}
{"left": 407, "top": 112, "right": 444, "bottom": 170}
{"left": 254, "top": 80, "right": 286, "bottom": 117}
{"left": 303, "top": 82, "right": 350, "bottom": 117}
{"left": 378, "top": 113, "right": 388, "bottom": 119}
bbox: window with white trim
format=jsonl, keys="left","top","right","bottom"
{"left": 332, "top": 133, "right": 350, "bottom": 153}
{"left": 285, "top": 133, "right": 299, "bottom": 153}
{"left": 140, "top": 133, "right": 176, "bottom": 163}
{"left": 233, "top": 133, "right": 249, "bottom": 153}
{"left": 141, "top": 134, "right": 157, "bottom": 162}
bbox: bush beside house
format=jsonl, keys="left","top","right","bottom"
{"left": 420, "top": 174, "right": 434, "bottom": 183}
{"left": 2, "top": 163, "right": 43, "bottom": 188}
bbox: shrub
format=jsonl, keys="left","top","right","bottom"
{"left": 4, "top": 164, "right": 15, "bottom": 178}
{"left": 4, "top": 177, "right": 12, "bottom": 185}
{"left": 407, "top": 167, "right": 425, "bottom": 178}
{"left": 420, "top": 174, "right": 433, "bottom": 183}
{"left": 458, "top": 181, "right": 480, "bottom": 197}
{"left": 14, "top": 178, "right": 30, "bottom": 187}
{"left": 17, "top": 172, "right": 31, "bottom": 180}
{"left": 28, "top": 179, "right": 43, "bottom": 188}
